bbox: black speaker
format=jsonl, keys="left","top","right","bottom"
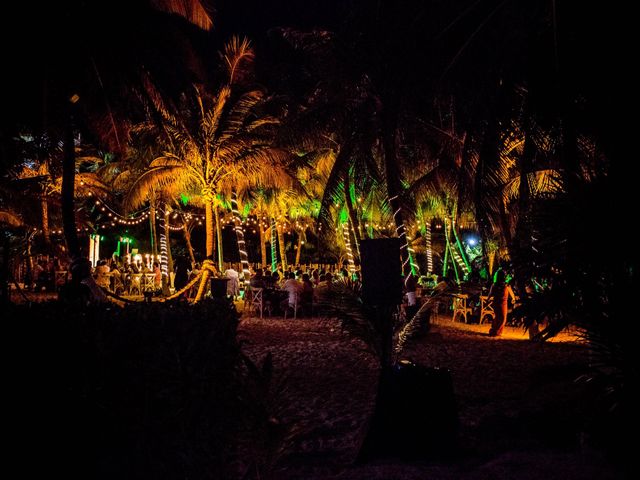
{"left": 360, "top": 238, "right": 402, "bottom": 307}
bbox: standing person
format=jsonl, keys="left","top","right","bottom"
{"left": 173, "top": 255, "right": 190, "bottom": 292}
{"left": 280, "top": 272, "right": 301, "bottom": 314}
{"left": 153, "top": 262, "right": 162, "bottom": 291}
{"left": 487, "top": 269, "right": 516, "bottom": 337}
{"left": 224, "top": 266, "right": 240, "bottom": 299}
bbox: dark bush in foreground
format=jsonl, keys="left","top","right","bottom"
{"left": 8, "top": 299, "right": 255, "bottom": 479}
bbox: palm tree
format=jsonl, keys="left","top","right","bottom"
{"left": 5, "top": 0, "right": 214, "bottom": 289}
{"left": 127, "top": 38, "right": 291, "bottom": 299}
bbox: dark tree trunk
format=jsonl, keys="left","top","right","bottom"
{"left": 1, "top": 233, "right": 9, "bottom": 305}
{"left": 62, "top": 111, "right": 80, "bottom": 265}
{"left": 41, "top": 198, "right": 51, "bottom": 245}
{"left": 382, "top": 106, "right": 411, "bottom": 275}
{"left": 182, "top": 221, "right": 196, "bottom": 267}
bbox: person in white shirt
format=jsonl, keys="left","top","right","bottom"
{"left": 224, "top": 266, "right": 240, "bottom": 299}
{"left": 280, "top": 272, "right": 302, "bottom": 312}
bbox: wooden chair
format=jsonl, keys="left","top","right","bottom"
{"left": 452, "top": 294, "right": 473, "bottom": 323}
{"left": 129, "top": 273, "right": 142, "bottom": 295}
{"left": 54, "top": 270, "right": 68, "bottom": 290}
{"left": 249, "top": 287, "right": 264, "bottom": 318}
{"left": 479, "top": 295, "right": 495, "bottom": 324}
{"left": 284, "top": 292, "right": 303, "bottom": 320}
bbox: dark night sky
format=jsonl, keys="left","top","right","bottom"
{"left": 1, "top": 0, "right": 632, "bottom": 178}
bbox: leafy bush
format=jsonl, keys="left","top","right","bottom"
{"left": 8, "top": 299, "right": 262, "bottom": 479}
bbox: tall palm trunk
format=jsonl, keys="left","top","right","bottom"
{"left": 277, "top": 222, "right": 287, "bottom": 270}
{"left": 270, "top": 218, "right": 278, "bottom": 272}
{"left": 259, "top": 219, "right": 267, "bottom": 267}
{"left": 183, "top": 220, "right": 196, "bottom": 267}
{"left": 159, "top": 206, "right": 170, "bottom": 295}
{"left": 205, "top": 201, "right": 214, "bottom": 258}
{"left": 294, "top": 229, "right": 303, "bottom": 266}
{"left": 62, "top": 111, "right": 80, "bottom": 265}
{"left": 513, "top": 119, "right": 535, "bottom": 290}
{"left": 26, "top": 235, "right": 34, "bottom": 287}
{"left": 149, "top": 203, "right": 158, "bottom": 260}
{"left": 41, "top": 198, "right": 51, "bottom": 245}
{"left": 420, "top": 212, "right": 433, "bottom": 274}
{"left": 342, "top": 222, "right": 356, "bottom": 273}
{"left": 214, "top": 205, "right": 223, "bottom": 271}
{"left": 442, "top": 218, "right": 451, "bottom": 279}
{"left": 231, "top": 190, "right": 250, "bottom": 286}
{"left": 344, "top": 170, "right": 362, "bottom": 245}
{"left": 382, "top": 110, "right": 417, "bottom": 276}
{"left": 164, "top": 206, "right": 174, "bottom": 274}
{"left": 475, "top": 85, "right": 504, "bottom": 251}
{"left": 1, "top": 233, "right": 9, "bottom": 305}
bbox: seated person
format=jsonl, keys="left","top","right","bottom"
{"left": 249, "top": 268, "right": 264, "bottom": 289}
{"left": 280, "top": 272, "right": 302, "bottom": 313}
{"left": 300, "top": 273, "right": 314, "bottom": 313}
{"left": 33, "top": 260, "right": 49, "bottom": 292}
{"left": 94, "top": 260, "right": 111, "bottom": 290}
{"left": 262, "top": 270, "right": 277, "bottom": 287}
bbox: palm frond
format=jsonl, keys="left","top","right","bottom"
{"left": 150, "top": 0, "right": 213, "bottom": 30}
{"left": 222, "top": 36, "right": 255, "bottom": 85}
{"left": 315, "top": 281, "right": 382, "bottom": 359}
{"left": 203, "top": 86, "right": 231, "bottom": 140}
{"left": 0, "top": 209, "right": 23, "bottom": 227}
{"left": 395, "top": 282, "right": 451, "bottom": 355}
{"left": 125, "top": 164, "right": 193, "bottom": 211}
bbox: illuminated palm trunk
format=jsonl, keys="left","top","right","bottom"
{"left": 182, "top": 220, "right": 196, "bottom": 266}
{"left": 294, "top": 229, "right": 303, "bottom": 266}
{"left": 159, "top": 206, "right": 170, "bottom": 295}
{"left": 277, "top": 222, "right": 287, "bottom": 270}
{"left": 383, "top": 115, "right": 417, "bottom": 277}
{"left": 259, "top": 219, "right": 267, "bottom": 267}
{"left": 205, "top": 201, "right": 214, "bottom": 258}
{"left": 342, "top": 222, "right": 356, "bottom": 273}
{"left": 158, "top": 204, "right": 174, "bottom": 294}
{"left": 231, "top": 190, "right": 251, "bottom": 286}
{"left": 214, "top": 205, "right": 223, "bottom": 271}
{"left": 422, "top": 217, "right": 433, "bottom": 274}
{"left": 41, "top": 198, "right": 51, "bottom": 245}
{"left": 164, "top": 206, "right": 173, "bottom": 275}
{"left": 389, "top": 200, "right": 419, "bottom": 277}
{"left": 149, "top": 204, "right": 158, "bottom": 260}
{"left": 451, "top": 221, "right": 471, "bottom": 272}
{"left": 343, "top": 170, "right": 362, "bottom": 247}
{"left": 270, "top": 217, "right": 278, "bottom": 272}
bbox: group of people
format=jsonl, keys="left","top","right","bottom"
{"left": 28, "top": 257, "right": 67, "bottom": 292}
{"left": 246, "top": 266, "right": 354, "bottom": 316}
{"left": 92, "top": 258, "right": 163, "bottom": 294}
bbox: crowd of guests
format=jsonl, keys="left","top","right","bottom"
{"left": 26, "top": 257, "right": 68, "bottom": 292}
{"left": 245, "top": 266, "right": 359, "bottom": 316}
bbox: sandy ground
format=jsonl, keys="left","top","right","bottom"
{"left": 11, "top": 291, "right": 624, "bottom": 478}
{"left": 238, "top": 312, "right": 625, "bottom": 479}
